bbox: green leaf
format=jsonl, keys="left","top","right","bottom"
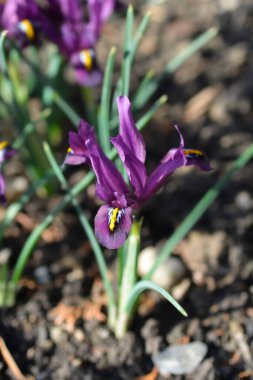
{"left": 130, "top": 12, "right": 150, "bottom": 64}
{"left": 133, "top": 27, "right": 218, "bottom": 108}
{"left": 52, "top": 89, "right": 80, "bottom": 127}
{"left": 126, "top": 280, "right": 188, "bottom": 317}
{"left": 121, "top": 5, "right": 134, "bottom": 96}
{"left": 0, "top": 30, "right": 8, "bottom": 73}
{"left": 98, "top": 46, "right": 117, "bottom": 154}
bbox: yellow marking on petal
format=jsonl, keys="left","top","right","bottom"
{"left": 19, "top": 19, "right": 35, "bottom": 40}
{"left": 0, "top": 141, "right": 9, "bottom": 150}
{"left": 67, "top": 147, "right": 73, "bottom": 153}
{"left": 109, "top": 207, "right": 119, "bottom": 232}
{"left": 80, "top": 49, "right": 93, "bottom": 71}
{"left": 184, "top": 149, "right": 205, "bottom": 158}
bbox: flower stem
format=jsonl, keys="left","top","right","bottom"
{"left": 114, "top": 219, "right": 141, "bottom": 338}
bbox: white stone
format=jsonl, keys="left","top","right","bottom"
{"left": 138, "top": 246, "right": 186, "bottom": 290}
{"left": 152, "top": 341, "right": 208, "bottom": 375}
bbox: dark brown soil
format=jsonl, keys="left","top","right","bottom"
{"left": 1, "top": 1, "right": 253, "bottom": 379}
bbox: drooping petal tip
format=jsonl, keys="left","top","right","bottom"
{"left": 183, "top": 149, "right": 212, "bottom": 171}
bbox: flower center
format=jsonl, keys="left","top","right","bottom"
{"left": 18, "top": 19, "right": 35, "bottom": 41}
{"left": 108, "top": 207, "right": 125, "bottom": 233}
{"left": 79, "top": 49, "right": 94, "bottom": 71}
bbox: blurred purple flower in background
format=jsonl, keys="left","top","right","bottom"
{"left": 65, "top": 96, "right": 211, "bottom": 249}
{"left": 0, "top": 141, "right": 16, "bottom": 205}
{"left": 0, "top": 0, "right": 50, "bottom": 47}
{"left": 0, "top": 0, "right": 115, "bottom": 85}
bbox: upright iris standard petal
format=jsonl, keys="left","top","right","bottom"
{"left": 86, "top": 137, "right": 129, "bottom": 202}
{"left": 111, "top": 135, "right": 146, "bottom": 198}
{"left": 95, "top": 204, "right": 132, "bottom": 249}
{"left": 117, "top": 96, "right": 146, "bottom": 163}
{"left": 87, "top": 0, "right": 115, "bottom": 42}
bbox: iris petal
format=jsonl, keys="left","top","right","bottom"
{"left": 184, "top": 149, "right": 212, "bottom": 171}
{"left": 111, "top": 135, "right": 147, "bottom": 198}
{"left": 64, "top": 120, "right": 96, "bottom": 165}
{"left": 74, "top": 66, "right": 102, "bottom": 86}
{"left": 117, "top": 96, "right": 146, "bottom": 163}
{"left": 143, "top": 148, "right": 186, "bottom": 201}
{"left": 95, "top": 204, "right": 132, "bottom": 249}
{"left": 0, "top": 173, "right": 6, "bottom": 205}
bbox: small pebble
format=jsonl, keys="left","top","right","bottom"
{"left": 152, "top": 341, "right": 208, "bottom": 375}
{"left": 34, "top": 266, "right": 51, "bottom": 284}
{"left": 138, "top": 246, "right": 187, "bottom": 290}
{"left": 50, "top": 326, "right": 67, "bottom": 344}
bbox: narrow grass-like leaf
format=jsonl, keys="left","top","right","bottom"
{"left": 132, "top": 70, "right": 154, "bottom": 106}
{"left": 0, "top": 31, "right": 8, "bottom": 73}
{"left": 81, "top": 86, "right": 97, "bottom": 126}
{"left": 126, "top": 280, "right": 188, "bottom": 317}
{"left": 43, "top": 142, "right": 116, "bottom": 323}
{"left": 98, "top": 47, "right": 117, "bottom": 154}
{"left": 122, "top": 5, "right": 134, "bottom": 96}
{"left": 13, "top": 109, "right": 52, "bottom": 149}
{"left": 130, "top": 12, "right": 150, "bottom": 64}
{"left": 134, "top": 27, "right": 218, "bottom": 109}
{"left": 113, "top": 10, "right": 150, "bottom": 115}
{"left": 9, "top": 40, "right": 81, "bottom": 128}
{"left": 0, "top": 263, "right": 8, "bottom": 284}
{"left": 52, "top": 89, "right": 80, "bottom": 127}
{"left": 145, "top": 143, "right": 253, "bottom": 280}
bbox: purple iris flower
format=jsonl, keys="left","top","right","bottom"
{"left": 65, "top": 96, "right": 211, "bottom": 249}
{"left": 0, "top": 0, "right": 115, "bottom": 86}
{"left": 0, "top": 0, "right": 50, "bottom": 47}
{"left": 44, "top": 0, "right": 115, "bottom": 86}
{"left": 0, "top": 141, "right": 16, "bottom": 205}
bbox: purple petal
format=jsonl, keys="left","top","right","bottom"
{"left": 56, "top": 0, "right": 83, "bottom": 22}
{"left": 70, "top": 49, "right": 102, "bottom": 86}
{"left": 74, "top": 66, "right": 102, "bottom": 87}
{"left": 0, "top": 173, "right": 6, "bottom": 205}
{"left": 111, "top": 135, "right": 146, "bottom": 198}
{"left": 183, "top": 149, "right": 212, "bottom": 171}
{"left": 117, "top": 96, "right": 146, "bottom": 163}
{"left": 87, "top": 0, "right": 115, "bottom": 41}
{"left": 95, "top": 204, "right": 132, "bottom": 249}
{"left": 86, "top": 137, "right": 128, "bottom": 202}
{"left": 143, "top": 148, "right": 186, "bottom": 201}
{"left": 161, "top": 125, "right": 184, "bottom": 163}
{"left": 64, "top": 120, "right": 95, "bottom": 166}
{"left": 64, "top": 152, "right": 88, "bottom": 166}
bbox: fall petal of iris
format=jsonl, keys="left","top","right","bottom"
{"left": 95, "top": 204, "right": 132, "bottom": 249}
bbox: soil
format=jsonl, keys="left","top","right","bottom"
{"left": 1, "top": 0, "right": 253, "bottom": 379}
